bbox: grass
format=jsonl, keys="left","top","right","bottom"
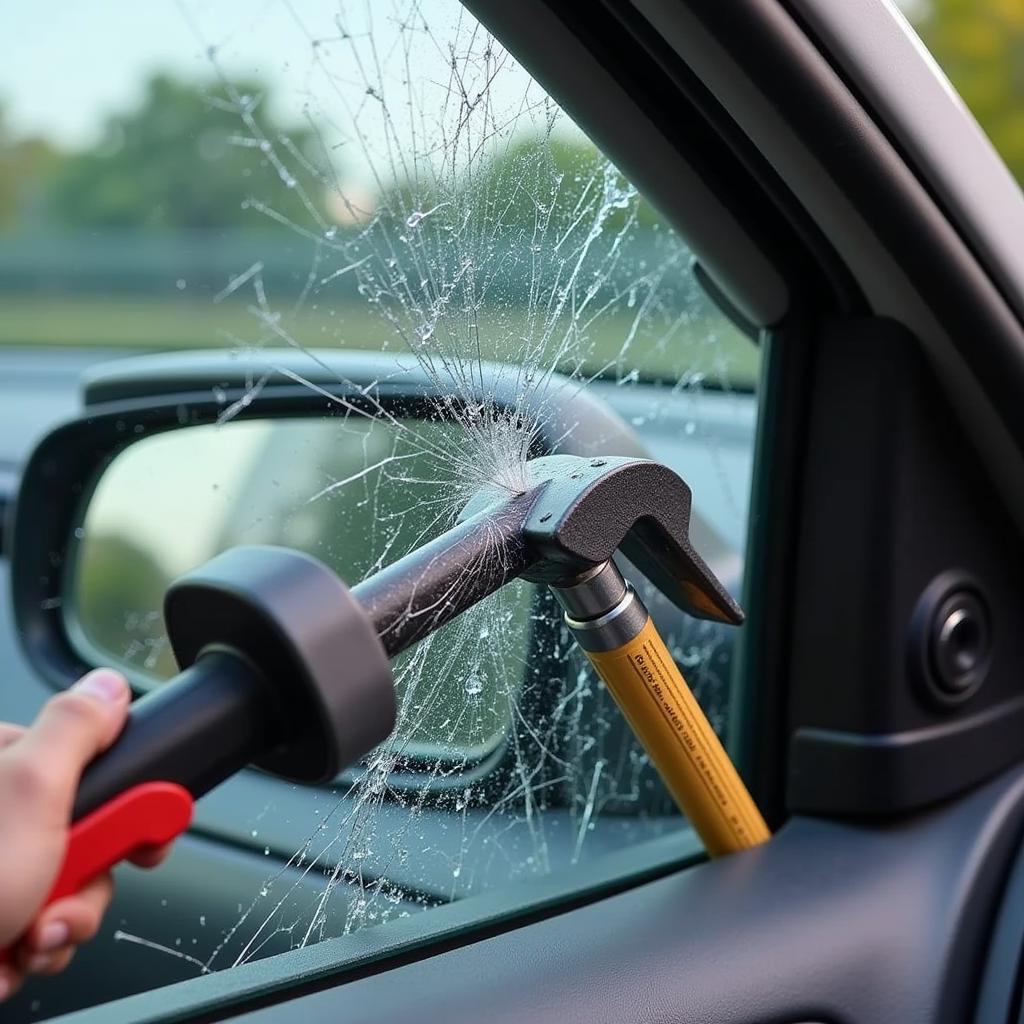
{"left": 0, "top": 294, "right": 760, "bottom": 388}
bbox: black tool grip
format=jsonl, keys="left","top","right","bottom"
{"left": 71, "top": 649, "right": 280, "bottom": 821}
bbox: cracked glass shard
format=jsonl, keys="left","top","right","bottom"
{"left": 100, "top": 0, "right": 759, "bottom": 971}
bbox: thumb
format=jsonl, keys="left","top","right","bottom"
{"left": 15, "top": 670, "right": 131, "bottom": 819}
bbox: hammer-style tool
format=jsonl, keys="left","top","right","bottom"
{"left": 2, "top": 454, "right": 764, "bottom": 958}
{"left": 357, "top": 453, "right": 769, "bottom": 854}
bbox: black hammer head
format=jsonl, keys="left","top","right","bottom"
{"left": 461, "top": 454, "right": 743, "bottom": 625}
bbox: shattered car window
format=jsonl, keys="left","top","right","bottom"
{"left": 4, "top": 0, "right": 761, "bottom": 982}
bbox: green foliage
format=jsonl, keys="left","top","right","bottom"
{"left": 3, "top": 3, "right": 1019, "bottom": 238}
{"left": 0, "top": 107, "right": 60, "bottom": 230}
{"left": 912, "top": 0, "right": 1024, "bottom": 185}
{"left": 468, "top": 134, "right": 644, "bottom": 231}
{"left": 381, "top": 133, "right": 660, "bottom": 235}
{"left": 44, "top": 74, "right": 320, "bottom": 230}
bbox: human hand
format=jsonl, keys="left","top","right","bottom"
{"left": 0, "top": 669, "right": 171, "bottom": 1001}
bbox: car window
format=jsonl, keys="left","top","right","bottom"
{"left": 1, "top": 0, "right": 761, "bottom": 985}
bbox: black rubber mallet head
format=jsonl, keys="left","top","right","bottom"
{"left": 73, "top": 546, "right": 396, "bottom": 819}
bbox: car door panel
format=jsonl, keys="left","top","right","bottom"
{"left": 46, "top": 763, "right": 1024, "bottom": 1024}
{"left": 9, "top": 833, "right": 366, "bottom": 1021}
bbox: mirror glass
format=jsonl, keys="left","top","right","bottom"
{"left": 66, "top": 416, "right": 534, "bottom": 762}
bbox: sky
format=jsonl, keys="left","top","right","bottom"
{"left": 0, "top": 0, "right": 928, "bottom": 203}
{"left": 0, "top": 0, "right": 928, "bottom": 181}
{"left": 4, "top": 1, "right": 222, "bottom": 146}
{"left": 0, "top": 0, "right": 540, "bottom": 150}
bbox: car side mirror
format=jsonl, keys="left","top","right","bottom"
{"left": 9, "top": 348, "right": 667, "bottom": 765}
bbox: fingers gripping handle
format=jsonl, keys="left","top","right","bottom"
{"left": 0, "top": 545, "right": 396, "bottom": 966}
{"left": 0, "top": 782, "right": 193, "bottom": 964}
{"left": 71, "top": 651, "right": 277, "bottom": 821}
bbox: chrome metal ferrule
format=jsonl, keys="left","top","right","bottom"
{"left": 552, "top": 561, "right": 650, "bottom": 652}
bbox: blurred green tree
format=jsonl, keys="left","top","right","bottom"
{"left": 382, "top": 132, "right": 660, "bottom": 235}
{"left": 45, "top": 74, "right": 323, "bottom": 229}
{"left": 911, "top": 0, "right": 1024, "bottom": 185}
{"left": 0, "top": 105, "right": 60, "bottom": 230}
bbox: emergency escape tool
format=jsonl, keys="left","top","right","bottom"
{"left": 1, "top": 454, "right": 766, "bottom": 960}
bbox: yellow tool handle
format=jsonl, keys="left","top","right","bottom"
{"left": 584, "top": 615, "right": 770, "bottom": 856}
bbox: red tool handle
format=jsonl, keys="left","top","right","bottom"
{"left": 0, "top": 781, "right": 193, "bottom": 964}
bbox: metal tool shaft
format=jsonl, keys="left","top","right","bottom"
{"left": 353, "top": 490, "right": 538, "bottom": 658}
